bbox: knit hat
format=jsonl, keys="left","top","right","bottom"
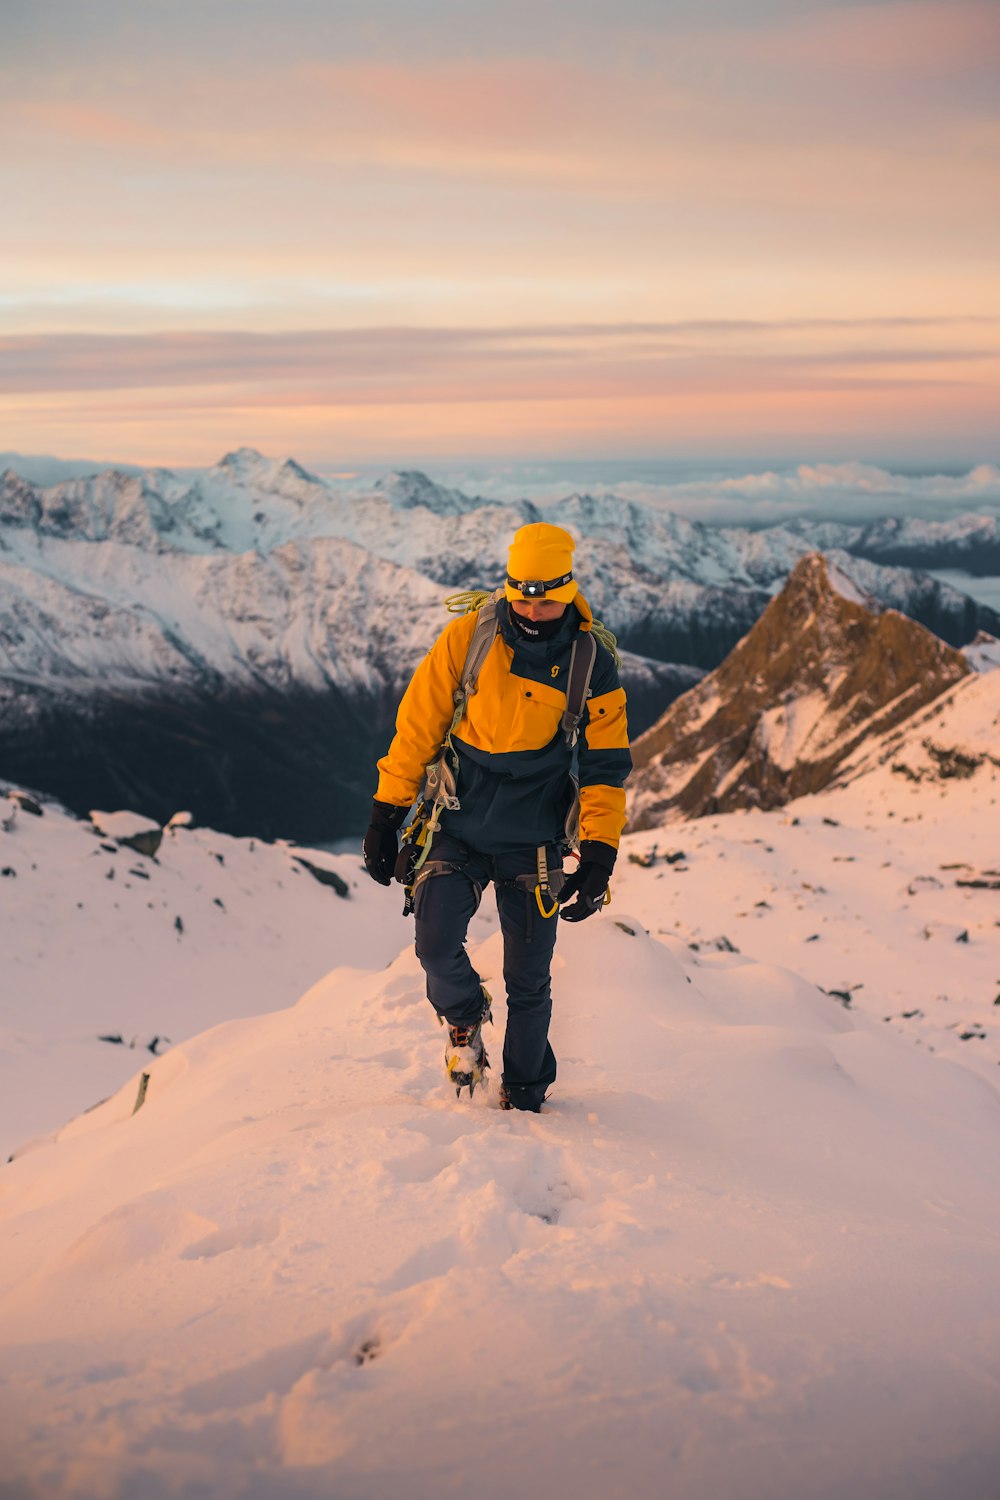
{"left": 505, "top": 522, "right": 579, "bottom": 604}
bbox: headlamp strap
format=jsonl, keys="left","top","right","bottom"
{"left": 506, "top": 571, "right": 573, "bottom": 598}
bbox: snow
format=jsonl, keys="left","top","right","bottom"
{"left": 964, "top": 631, "right": 1000, "bottom": 672}
{"left": 0, "top": 800, "right": 402, "bottom": 1156}
{"left": 823, "top": 557, "right": 877, "bottom": 608}
{"left": 751, "top": 691, "right": 831, "bottom": 771}
{"left": 2, "top": 673, "right": 1000, "bottom": 1496}
{"left": 3, "top": 908, "right": 1000, "bottom": 1499}
{"left": 620, "top": 672, "right": 1000, "bottom": 1082}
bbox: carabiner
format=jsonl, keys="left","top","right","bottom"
{"left": 534, "top": 883, "right": 559, "bottom": 919}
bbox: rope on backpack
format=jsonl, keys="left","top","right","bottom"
{"left": 444, "top": 589, "right": 494, "bottom": 616}
{"left": 589, "top": 619, "right": 621, "bottom": 668}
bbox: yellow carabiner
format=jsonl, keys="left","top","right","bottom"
{"left": 603, "top": 883, "right": 612, "bottom": 907}
{"left": 535, "top": 883, "right": 559, "bottom": 919}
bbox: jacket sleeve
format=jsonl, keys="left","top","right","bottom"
{"left": 375, "top": 615, "right": 473, "bottom": 808}
{"left": 577, "top": 644, "right": 632, "bottom": 849}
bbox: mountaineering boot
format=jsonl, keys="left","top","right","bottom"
{"left": 498, "top": 1081, "right": 544, "bottom": 1114}
{"left": 444, "top": 988, "right": 492, "bottom": 1098}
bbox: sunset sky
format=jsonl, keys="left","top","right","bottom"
{"left": 2, "top": 0, "right": 998, "bottom": 468}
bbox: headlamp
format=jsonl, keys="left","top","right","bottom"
{"left": 507, "top": 571, "right": 573, "bottom": 599}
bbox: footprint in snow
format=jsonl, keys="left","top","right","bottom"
{"left": 180, "top": 1217, "right": 282, "bottom": 1260}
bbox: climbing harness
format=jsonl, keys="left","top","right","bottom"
{"left": 499, "top": 844, "right": 570, "bottom": 943}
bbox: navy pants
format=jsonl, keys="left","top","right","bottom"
{"left": 413, "top": 834, "right": 562, "bottom": 1110}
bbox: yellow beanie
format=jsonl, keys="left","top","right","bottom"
{"left": 505, "top": 522, "right": 579, "bottom": 604}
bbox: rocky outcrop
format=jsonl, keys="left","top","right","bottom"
{"left": 628, "top": 554, "right": 972, "bottom": 827}
{"left": 89, "top": 809, "right": 163, "bottom": 857}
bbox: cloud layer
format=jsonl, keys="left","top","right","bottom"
{"left": 1, "top": 319, "right": 996, "bottom": 466}
{"left": 2, "top": 0, "right": 997, "bottom": 462}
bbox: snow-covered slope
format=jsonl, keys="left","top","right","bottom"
{"left": 619, "top": 669, "right": 1000, "bottom": 1079}
{"left": 964, "top": 630, "right": 1000, "bottom": 672}
{"left": 6, "top": 671, "right": 996, "bottom": 1168}
{"left": 0, "top": 789, "right": 404, "bottom": 1159}
{"left": 2, "top": 895, "right": 999, "bottom": 1499}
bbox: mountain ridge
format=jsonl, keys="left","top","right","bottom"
{"left": 628, "top": 553, "right": 973, "bottom": 827}
{"left": 1, "top": 452, "right": 997, "bottom": 838}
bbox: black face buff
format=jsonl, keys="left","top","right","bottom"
{"left": 510, "top": 610, "right": 564, "bottom": 641}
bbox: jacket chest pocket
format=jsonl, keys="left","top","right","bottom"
{"left": 493, "top": 676, "right": 565, "bottom": 754}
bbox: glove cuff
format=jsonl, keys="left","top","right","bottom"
{"left": 579, "top": 839, "right": 617, "bottom": 874}
{"left": 370, "top": 799, "right": 409, "bottom": 832}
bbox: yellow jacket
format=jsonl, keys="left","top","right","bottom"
{"left": 376, "top": 595, "right": 631, "bottom": 854}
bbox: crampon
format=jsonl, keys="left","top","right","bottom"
{"left": 443, "top": 989, "right": 493, "bottom": 1098}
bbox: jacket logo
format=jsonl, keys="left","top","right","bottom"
{"left": 550, "top": 665, "right": 560, "bottom": 678}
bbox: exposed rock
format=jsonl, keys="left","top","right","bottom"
{"left": 128, "top": 830, "right": 162, "bottom": 857}
{"left": 291, "top": 853, "right": 350, "bottom": 898}
{"left": 89, "top": 809, "right": 163, "bottom": 858}
{"left": 629, "top": 554, "right": 971, "bottom": 827}
{"left": 924, "top": 744, "right": 985, "bottom": 779}
{"left": 8, "top": 790, "right": 43, "bottom": 816}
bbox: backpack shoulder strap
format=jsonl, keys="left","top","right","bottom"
{"left": 561, "top": 631, "right": 598, "bottom": 746}
{"left": 458, "top": 588, "right": 504, "bottom": 697}
{"left": 422, "top": 591, "right": 505, "bottom": 845}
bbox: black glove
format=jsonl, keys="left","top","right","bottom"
{"left": 559, "top": 841, "right": 617, "bottom": 922}
{"left": 363, "top": 800, "right": 408, "bottom": 886}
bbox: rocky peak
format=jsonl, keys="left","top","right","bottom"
{"left": 0, "top": 469, "right": 43, "bottom": 529}
{"left": 628, "top": 552, "right": 972, "bottom": 826}
{"left": 374, "top": 471, "right": 478, "bottom": 516}
{"left": 213, "top": 449, "right": 322, "bottom": 502}
{"left": 215, "top": 447, "right": 270, "bottom": 475}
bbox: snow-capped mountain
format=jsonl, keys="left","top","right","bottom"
{"left": 787, "top": 508, "right": 1000, "bottom": 575}
{"left": 3, "top": 452, "right": 996, "bottom": 650}
{"left": 628, "top": 554, "right": 973, "bottom": 827}
{"left": 1, "top": 451, "right": 997, "bottom": 839}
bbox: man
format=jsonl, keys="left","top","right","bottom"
{"left": 363, "top": 522, "right": 631, "bottom": 1111}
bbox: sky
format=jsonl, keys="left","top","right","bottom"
{"left": 1, "top": 0, "right": 998, "bottom": 469}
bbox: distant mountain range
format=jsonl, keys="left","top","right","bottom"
{"left": 1, "top": 449, "right": 998, "bottom": 839}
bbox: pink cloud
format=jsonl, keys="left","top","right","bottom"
{"left": 302, "top": 58, "right": 585, "bottom": 145}
{"left": 14, "top": 99, "right": 170, "bottom": 150}
{"left": 735, "top": 0, "right": 1000, "bottom": 74}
